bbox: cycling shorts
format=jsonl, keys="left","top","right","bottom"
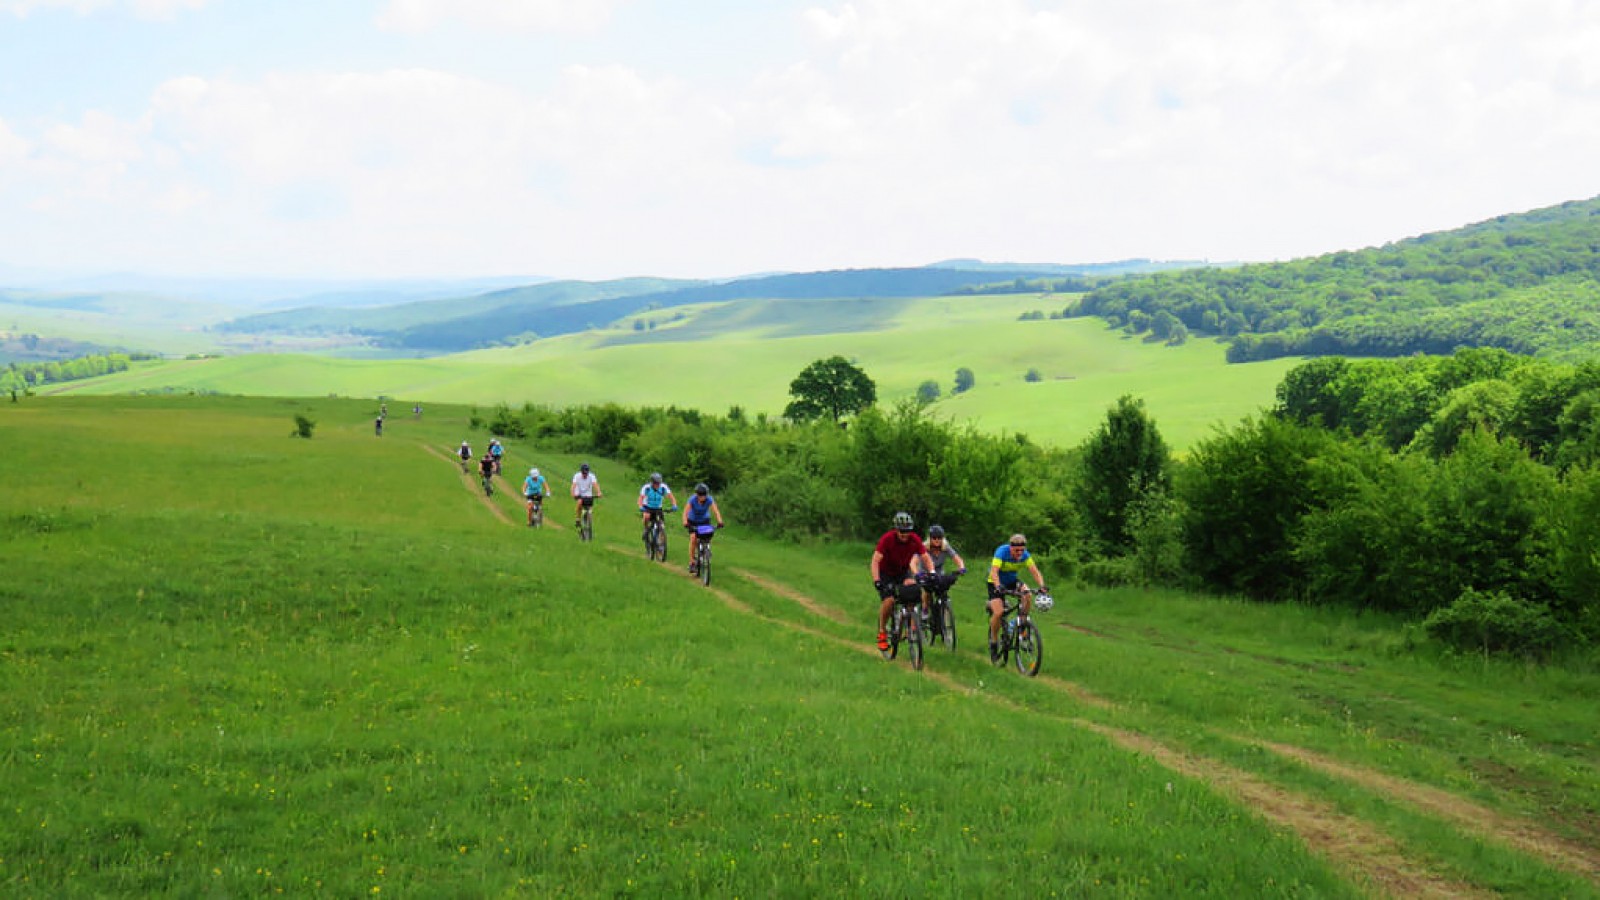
{"left": 642, "top": 507, "right": 666, "bottom": 520}
{"left": 578, "top": 497, "right": 596, "bottom": 508}
{"left": 525, "top": 493, "right": 543, "bottom": 502}
{"left": 988, "top": 581, "right": 1023, "bottom": 601}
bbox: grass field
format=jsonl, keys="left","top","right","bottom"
{"left": 3, "top": 395, "right": 1598, "bottom": 896}
{"left": 42, "top": 295, "right": 1300, "bottom": 449}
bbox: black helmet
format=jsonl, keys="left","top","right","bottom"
{"left": 695, "top": 483, "right": 709, "bottom": 495}
{"left": 928, "top": 524, "right": 945, "bottom": 539}
{"left": 893, "top": 511, "right": 914, "bottom": 532}
{"left": 580, "top": 462, "right": 590, "bottom": 472}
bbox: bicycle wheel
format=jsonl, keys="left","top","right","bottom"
{"left": 531, "top": 501, "right": 543, "bottom": 528}
{"left": 580, "top": 509, "right": 593, "bottom": 542}
{"left": 643, "top": 523, "right": 657, "bottom": 560}
{"left": 937, "top": 599, "right": 956, "bottom": 652}
{"left": 657, "top": 525, "right": 668, "bottom": 562}
{"left": 1013, "top": 619, "right": 1042, "bottom": 677}
{"left": 886, "top": 607, "right": 902, "bottom": 660}
{"left": 907, "top": 611, "right": 924, "bottom": 671}
{"left": 699, "top": 542, "right": 712, "bottom": 586}
{"left": 483, "top": 476, "right": 493, "bottom": 496}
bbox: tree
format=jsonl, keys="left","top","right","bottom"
{"left": 1024, "top": 368, "right": 1042, "bottom": 383}
{"left": 1074, "top": 395, "right": 1171, "bottom": 552}
{"left": 954, "top": 367, "right": 975, "bottom": 394}
{"left": 915, "top": 380, "right": 941, "bottom": 405}
{"left": 784, "top": 356, "right": 877, "bottom": 423}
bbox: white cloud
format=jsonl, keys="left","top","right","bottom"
{"left": 0, "top": 0, "right": 207, "bottom": 19}
{"left": 375, "top": 0, "right": 616, "bottom": 34}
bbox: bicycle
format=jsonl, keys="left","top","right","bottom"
{"left": 687, "top": 523, "right": 720, "bottom": 585}
{"left": 525, "top": 494, "right": 544, "bottom": 528}
{"left": 481, "top": 472, "right": 495, "bottom": 497}
{"left": 642, "top": 507, "right": 675, "bottom": 561}
{"left": 992, "top": 587, "right": 1050, "bottom": 677}
{"left": 880, "top": 579, "right": 926, "bottom": 671}
{"left": 578, "top": 502, "right": 595, "bottom": 542}
{"left": 924, "top": 572, "right": 960, "bottom": 653}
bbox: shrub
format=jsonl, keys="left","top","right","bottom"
{"left": 292, "top": 415, "right": 315, "bottom": 438}
{"left": 1422, "top": 588, "right": 1567, "bottom": 657}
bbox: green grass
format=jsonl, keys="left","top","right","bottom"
{"left": 45, "top": 295, "right": 1298, "bottom": 449}
{"left": 5, "top": 395, "right": 1596, "bottom": 896}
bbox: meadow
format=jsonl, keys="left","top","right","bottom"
{"left": 42, "top": 294, "right": 1301, "bottom": 449}
{"left": 3, "top": 395, "right": 1597, "bottom": 896}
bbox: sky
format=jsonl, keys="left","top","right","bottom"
{"left": 2, "top": 0, "right": 1599, "bottom": 282}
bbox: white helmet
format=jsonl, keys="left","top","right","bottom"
{"left": 529, "top": 467, "right": 539, "bottom": 477}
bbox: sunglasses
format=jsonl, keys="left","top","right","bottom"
{"left": 1010, "top": 542, "right": 1027, "bottom": 548}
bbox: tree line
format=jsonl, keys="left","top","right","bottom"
{"left": 484, "top": 346, "right": 1600, "bottom": 661}
{"left": 1071, "top": 196, "right": 1600, "bottom": 362}
{"left": 2, "top": 352, "right": 140, "bottom": 393}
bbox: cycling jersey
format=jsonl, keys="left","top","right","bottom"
{"left": 490, "top": 443, "right": 504, "bottom": 458}
{"left": 874, "top": 531, "right": 928, "bottom": 581}
{"left": 990, "top": 543, "right": 1032, "bottom": 587}
{"left": 523, "top": 475, "right": 548, "bottom": 497}
{"left": 928, "top": 541, "right": 960, "bottom": 574}
{"left": 572, "top": 472, "right": 599, "bottom": 498}
{"left": 639, "top": 483, "right": 672, "bottom": 510}
{"left": 686, "top": 494, "right": 715, "bottom": 525}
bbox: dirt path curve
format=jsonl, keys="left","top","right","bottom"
{"left": 422, "top": 444, "right": 514, "bottom": 526}
{"left": 728, "top": 569, "right": 854, "bottom": 624}
{"left": 1261, "top": 741, "right": 1600, "bottom": 882}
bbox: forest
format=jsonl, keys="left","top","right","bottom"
{"left": 1070, "top": 196, "right": 1600, "bottom": 362}
{"left": 1, "top": 351, "right": 136, "bottom": 393}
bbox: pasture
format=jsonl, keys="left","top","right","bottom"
{"left": 42, "top": 295, "right": 1300, "bottom": 449}
{"left": 2, "top": 395, "right": 1597, "bottom": 896}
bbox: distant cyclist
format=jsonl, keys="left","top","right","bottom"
{"left": 571, "top": 463, "right": 602, "bottom": 528}
{"left": 457, "top": 440, "right": 472, "bottom": 471}
{"left": 374, "top": 415, "right": 384, "bottom": 437}
{"left": 523, "top": 467, "right": 548, "bottom": 526}
{"left": 638, "top": 473, "right": 678, "bottom": 541}
{"left": 987, "top": 533, "right": 1048, "bottom": 662}
{"left": 870, "top": 512, "right": 936, "bottom": 652}
{"left": 488, "top": 438, "right": 505, "bottom": 474}
{"left": 478, "top": 451, "right": 497, "bottom": 489}
{"left": 682, "top": 483, "right": 724, "bottom": 574}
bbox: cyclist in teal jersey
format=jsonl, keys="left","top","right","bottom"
{"left": 638, "top": 473, "right": 679, "bottom": 539}
{"left": 987, "top": 533, "right": 1048, "bottom": 662}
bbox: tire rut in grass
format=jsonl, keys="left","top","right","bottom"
{"left": 423, "top": 443, "right": 513, "bottom": 526}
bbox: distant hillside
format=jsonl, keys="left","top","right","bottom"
{"left": 928, "top": 258, "right": 1213, "bottom": 276}
{"left": 220, "top": 277, "right": 699, "bottom": 340}
{"left": 1075, "top": 195, "right": 1600, "bottom": 361}
{"left": 225, "top": 266, "right": 1072, "bottom": 353}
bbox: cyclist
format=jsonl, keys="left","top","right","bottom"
{"left": 457, "top": 440, "right": 472, "bottom": 471}
{"left": 682, "top": 483, "right": 724, "bottom": 574}
{"left": 870, "top": 511, "right": 936, "bottom": 653}
{"left": 488, "top": 438, "right": 505, "bottom": 474}
{"left": 920, "top": 524, "right": 966, "bottom": 610}
{"left": 571, "top": 463, "right": 602, "bottom": 528}
{"left": 523, "top": 467, "right": 548, "bottom": 526}
{"left": 987, "top": 533, "right": 1048, "bottom": 662}
{"left": 478, "top": 451, "right": 497, "bottom": 490}
{"left": 374, "top": 415, "right": 384, "bottom": 437}
{"left": 638, "top": 473, "right": 678, "bottom": 547}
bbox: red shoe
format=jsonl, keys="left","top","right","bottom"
{"left": 876, "top": 631, "right": 889, "bottom": 652}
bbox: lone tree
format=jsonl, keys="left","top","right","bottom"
{"left": 785, "top": 356, "right": 877, "bottom": 423}
{"left": 954, "top": 367, "right": 975, "bottom": 394}
{"left": 1074, "top": 394, "right": 1171, "bottom": 552}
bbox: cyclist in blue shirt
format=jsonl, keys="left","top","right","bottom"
{"left": 986, "top": 533, "right": 1048, "bottom": 662}
{"left": 523, "top": 467, "right": 549, "bottom": 526}
{"left": 682, "top": 483, "right": 724, "bottom": 574}
{"left": 638, "top": 473, "right": 678, "bottom": 543}
{"left": 488, "top": 438, "right": 505, "bottom": 474}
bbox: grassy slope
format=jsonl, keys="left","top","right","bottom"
{"left": 47, "top": 294, "right": 1300, "bottom": 449}
{"left": 4, "top": 396, "right": 1597, "bottom": 896}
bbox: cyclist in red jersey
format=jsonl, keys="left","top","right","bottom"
{"left": 869, "top": 511, "right": 936, "bottom": 653}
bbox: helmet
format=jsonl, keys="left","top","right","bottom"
{"left": 893, "top": 511, "right": 914, "bottom": 532}
{"left": 580, "top": 463, "right": 590, "bottom": 473}
{"left": 928, "top": 524, "right": 945, "bottom": 539}
{"left": 695, "top": 483, "right": 709, "bottom": 495}
{"left": 460, "top": 440, "right": 468, "bottom": 446}
{"left": 529, "top": 467, "right": 539, "bottom": 477}
{"left": 650, "top": 472, "right": 662, "bottom": 484}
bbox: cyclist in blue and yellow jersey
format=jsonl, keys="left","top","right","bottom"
{"left": 682, "top": 483, "right": 724, "bottom": 574}
{"left": 638, "top": 472, "right": 678, "bottom": 541}
{"left": 523, "top": 467, "right": 549, "bottom": 526}
{"left": 870, "top": 512, "right": 936, "bottom": 653}
{"left": 987, "top": 533, "right": 1048, "bottom": 662}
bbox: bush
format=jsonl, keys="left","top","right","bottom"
{"left": 1422, "top": 588, "right": 1567, "bottom": 657}
{"left": 1079, "top": 557, "right": 1139, "bottom": 588}
{"left": 292, "top": 415, "right": 315, "bottom": 438}
{"left": 489, "top": 404, "right": 527, "bottom": 438}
